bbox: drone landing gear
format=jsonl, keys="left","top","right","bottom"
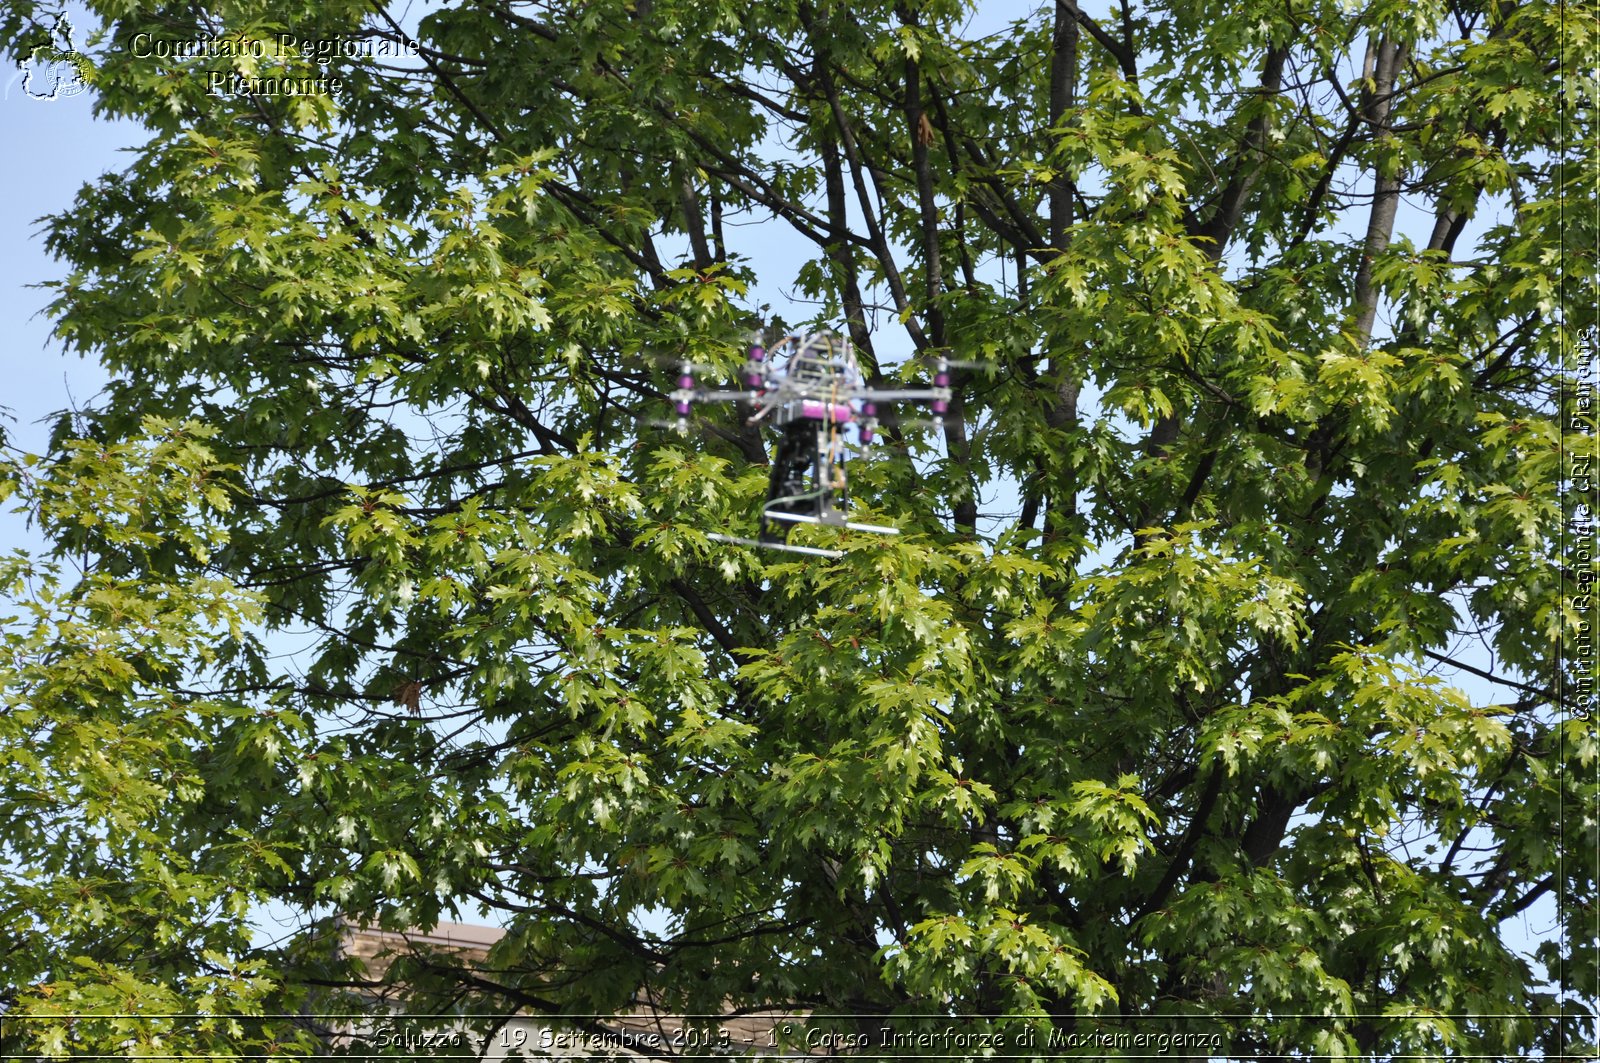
{"left": 705, "top": 532, "right": 845, "bottom": 559}
{"left": 740, "top": 420, "right": 898, "bottom": 555}
{"left": 764, "top": 510, "right": 901, "bottom": 535}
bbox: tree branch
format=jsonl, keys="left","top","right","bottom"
{"left": 1349, "top": 37, "right": 1409, "bottom": 348}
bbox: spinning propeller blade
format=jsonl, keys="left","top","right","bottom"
{"left": 637, "top": 353, "right": 732, "bottom": 374}
{"left": 934, "top": 358, "right": 1001, "bottom": 373}
{"left": 862, "top": 417, "right": 950, "bottom": 432}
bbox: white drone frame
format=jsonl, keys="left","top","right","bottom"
{"left": 670, "top": 331, "right": 953, "bottom": 557}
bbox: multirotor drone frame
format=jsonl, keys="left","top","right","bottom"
{"left": 669, "top": 330, "right": 953, "bottom": 557}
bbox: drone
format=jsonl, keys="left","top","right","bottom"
{"left": 669, "top": 330, "right": 953, "bottom": 558}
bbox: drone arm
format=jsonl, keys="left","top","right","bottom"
{"left": 670, "top": 344, "right": 771, "bottom": 431}
{"left": 857, "top": 364, "right": 952, "bottom": 439}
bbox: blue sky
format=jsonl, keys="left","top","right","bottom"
{"left": 1, "top": 21, "right": 126, "bottom": 458}
{"left": 1, "top": 8, "right": 133, "bottom": 566}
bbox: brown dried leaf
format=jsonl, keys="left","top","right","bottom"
{"left": 391, "top": 679, "right": 423, "bottom": 715}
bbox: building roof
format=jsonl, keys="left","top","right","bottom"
{"left": 336, "top": 919, "right": 805, "bottom": 1054}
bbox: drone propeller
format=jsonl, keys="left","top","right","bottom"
{"left": 642, "top": 405, "right": 756, "bottom": 430}
{"left": 860, "top": 416, "right": 951, "bottom": 433}
{"left": 924, "top": 357, "right": 999, "bottom": 371}
{"left": 639, "top": 346, "right": 773, "bottom": 374}
{"left": 637, "top": 351, "right": 734, "bottom": 372}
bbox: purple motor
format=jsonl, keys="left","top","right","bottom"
{"left": 676, "top": 366, "right": 695, "bottom": 420}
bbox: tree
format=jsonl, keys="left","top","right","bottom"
{"left": 0, "top": 423, "right": 317, "bottom": 1058}
{"left": 1, "top": 0, "right": 1594, "bottom": 1057}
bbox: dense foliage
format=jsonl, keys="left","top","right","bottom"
{"left": 2, "top": 0, "right": 1595, "bottom": 1057}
